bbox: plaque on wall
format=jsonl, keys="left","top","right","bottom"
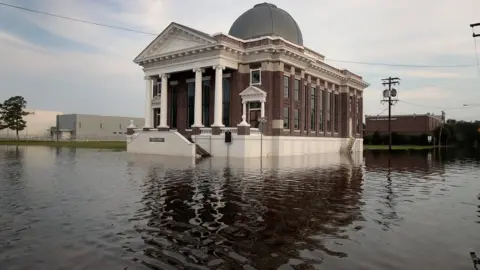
{"left": 149, "top": 137, "right": 165, "bottom": 142}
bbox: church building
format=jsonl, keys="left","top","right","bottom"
{"left": 128, "top": 3, "right": 369, "bottom": 158}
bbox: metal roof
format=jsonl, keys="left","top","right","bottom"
{"left": 228, "top": 3, "right": 304, "bottom": 46}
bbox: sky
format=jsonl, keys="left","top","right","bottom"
{"left": 1, "top": 0, "right": 480, "bottom": 121}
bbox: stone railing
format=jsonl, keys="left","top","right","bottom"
{"left": 197, "top": 127, "right": 262, "bottom": 135}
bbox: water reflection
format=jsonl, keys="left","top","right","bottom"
{"left": 129, "top": 155, "right": 365, "bottom": 269}
{"left": 0, "top": 146, "right": 479, "bottom": 270}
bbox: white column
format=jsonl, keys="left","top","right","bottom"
{"left": 261, "top": 101, "right": 265, "bottom": 118}
{"left": 242, "top": 102, "right": 247, "bottom": 121}
{"left": 159, "top": 73, "right": 169, "bottom": 128}
{"left": 212, "top": 65, "right": 225, "bottom": 127}
{"left": 192, "top": 68, "right": 204, "bottom": 127}
{"left": 143, "top": 76, "right": 152, "bottom": 128}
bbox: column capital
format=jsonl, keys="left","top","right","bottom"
{"left": 159, "top": 73, "right": 170, "bottom": 79}
{"left": 144, "top": 76, "right": 152, "bottom": 80}
{"left": 213, "top": 65, "right": 225, "bottom": 70}
{"left": 193, "top": 68, "right": 205, "bottom": 73}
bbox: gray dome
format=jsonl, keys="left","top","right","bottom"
{"left": 228, "top": 3, "right": 303, "bottom": 46}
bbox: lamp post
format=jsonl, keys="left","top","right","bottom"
{"left": 259, "top": 117, "right": 267, "bottom": 159}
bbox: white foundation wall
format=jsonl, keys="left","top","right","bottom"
{"left": 127, "top": 130, "right": 195, "bottom": 157}
{"left": 193, "top": 135, "right": 361, "bottom": 157}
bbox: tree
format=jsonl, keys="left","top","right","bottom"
{"left": 0, "top": 96, "right": 31, "bottom": 140}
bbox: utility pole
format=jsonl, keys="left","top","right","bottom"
{"left": 470, "top": 23, "right": 480, "bottom": 37}
{"left": 438, "top": 110, "right": 445, "bottom": 148}
{"left": 381, "top": 77, "right": 400, "bottom": 153}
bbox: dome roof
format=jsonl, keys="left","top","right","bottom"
{"left": 228, "top": 3, "right": 303, "bottom": 46}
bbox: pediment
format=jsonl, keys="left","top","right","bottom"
{"left": 134, "top": 22, "right": 217, "bottom": 63}
{"left": 239, "top": 86, "right": 267, "bottom": 97}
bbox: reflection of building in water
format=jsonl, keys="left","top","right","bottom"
{"left": 131, "top": 153, "right": 364, "bottom": 269}
{"left": 364, "top": 150, "right": 445, "bottom": 174}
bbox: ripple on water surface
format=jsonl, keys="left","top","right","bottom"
{"left": 0, "top": 146, "right": 479, "bottom": 269}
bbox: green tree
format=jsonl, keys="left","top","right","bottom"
{"left": 0, "top": 96, "right": 31, "bottom": 141}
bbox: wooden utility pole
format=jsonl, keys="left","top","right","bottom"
{"left": 381, "top": 77, "right": 400, "bottom": 153}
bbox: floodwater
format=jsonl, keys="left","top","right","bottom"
{"left": 0, "top": 146, "right": 479, "bottom": 270}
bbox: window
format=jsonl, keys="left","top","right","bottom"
{"left": 153, "top": 80, "right": 160, "bottom": 96}
{"left": 283, "top": 107, "right": 290, "bottom": 129}
{"left": 330, "top": 93, "right": 334, "bottom": 133}
{"left": 187, "top": 82, "right": 195, "bottom": 127}
{"left": 283, "top": 76, "right": 290, "bottom": 98}
{"left": 310, "top": 87, "right": 316, "bottom": 131}
{"left": 154, "top": 108, "right": 160, "bottom": 128}
{"left": 294, "top": 109, "right": 299, "bottom": 130}
{"left": 304, "top": 85, "right": 308, "bottom": 131}
{"left": 334, "top": 94, "right": 339, "bottom": 133}
{"left": 113, "top": 132, "right": 117, "bottom": 134}
{"left": 202, "top": 80, "right": 210, "bottom": 127}
{"left": 319, "top": 90, "right": 324, "bottom": 132}
{"left": 79, "top": 122, "right": 81, "bottom": 129}
{"left": 250, "top": 69, "right": 261, "bottom": 85}
{"left": 326, "top": 92, "right": 331, "bottom": 132}
{"left": 349, "top": 96, "right": 353, "bottom": 113}
{"left": 100, "top": 123, "right": 103, "bottom": 129}
{"left": 170, "top": 85, "right": 177, "bottom": 129}
{"left": 223, "top": 78, "right": 231, "bottom": 127}
{"left": 119, "top": 124, "right": 122, "bottom": 129}
{"left": 356, "top": 97, "right": 360, "bottom": 114}
{"left": 294, "top": 79, "right": 300, "bottom": 100}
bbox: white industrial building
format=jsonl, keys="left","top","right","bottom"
{"left": 0, "top": 109, "right": 62, "bottom": 139}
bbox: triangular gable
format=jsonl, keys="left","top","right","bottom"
{"left": 239, "top": 86, "right": 267, "bottom": 97}
{"left": 134, "top": 22, "right": 217, "bottom": 63}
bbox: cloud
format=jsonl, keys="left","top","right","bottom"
{"left": 400, "top": 87, "right": 453, "bottom": 100}
{"left": 0, "top": 0, "right": 480, "bottom": 120}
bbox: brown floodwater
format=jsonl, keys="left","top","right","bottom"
{"left": 0, "top": 146, "right": 478, "bottom": 269}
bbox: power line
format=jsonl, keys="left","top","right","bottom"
{"left": 1, "top": 1, "right": 478, "bottom": 69}
{"left": 325, "top": 58, "right": 477, "bottom": 68}
{"left": 398, "top": 100, "right": 478, "bottom": 111}
{"left": 0, "top": 2, "right": 158, "bottom": 35}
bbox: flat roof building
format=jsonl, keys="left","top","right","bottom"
{"left": 365, "top": 114, "right": 442, "bottom": 136}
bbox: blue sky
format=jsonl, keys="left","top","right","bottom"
{"left": 1, "top": 0, "right": 480, "bottom": 120}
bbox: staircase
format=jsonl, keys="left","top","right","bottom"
{"left": 187, "top": 136, "right": 211, "bottom": 157}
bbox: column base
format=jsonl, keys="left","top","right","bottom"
{"left": 237, "top": 125, "right": 251, "bottom": 135}
{"left": 192, "top": 127, "right": 201, "bottom": 135}
{"left": 143, "top": 127, "right": 153, "bottom": 131}
{"left": 157, "top": 126, "right": 170, "bottom": 131}
{"left": 211, "top": 126, "right": 222, "bottom": 135}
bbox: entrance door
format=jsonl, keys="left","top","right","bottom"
{"left": 249, "top": 110, "right": 261, "bottom": 128}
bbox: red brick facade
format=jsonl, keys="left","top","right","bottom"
{"left": 365, "top": 114, "right": 442, "bottom": 135}
{"left": 154, "top": 62, "right": 364, "bottom": 139}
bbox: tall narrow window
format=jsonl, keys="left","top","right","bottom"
{"left": 222, "top": 78, "right": 231, "bottom": 127}
{"left": 284, "top": 76, "right": 290, "bottom": 98}
{"left": 310, "top": 87, "right": 316, "bottom": 131}
{"left": 319, "top": 90, "right": 324, "bottom": 132}
{"left": 153, "top": 80, "right": 160, "bottom": 96}
{"left": 304, "top": 85, "right": 308, "bottom": 131}
{"left": 202, "top": 80, "right": 210, "bottom": 127}
{"left": 326, "top": 92, "right": 331, "bottom": 132}
{"left": 187, "top": 82, "right": 195, "bottom": 128}
{"left": 330, "top": 93, "right": 334, "bottom": 133}
{"left": 170, "top": 85, "right": 177, "bottom": 129}
{"left": 283, "top": 107, "right": 290, "bottom": 129}
{"left": 294, "top": 79, "right": 300, "bottom": 100}
{"left": 334, "top": 94, "right": 339, "bottom": 133}
{"left": 154, "top": 108, "right": 160, "bottom": 128}
{"left": 294, "top": 109, "right": 299, "bottom": 130}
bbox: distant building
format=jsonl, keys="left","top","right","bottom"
{"left": 53, "top": 114, "right": 144, "bottom": 141}
{"left": 365, "top": 114, "right": 442, "bottom": 136}
{"left": 0, "top": 109, "right": 63, "bottom": 139}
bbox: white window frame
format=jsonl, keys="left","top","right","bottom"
{"left": 250, "top": 68, "right": 261, "bottom": 85}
